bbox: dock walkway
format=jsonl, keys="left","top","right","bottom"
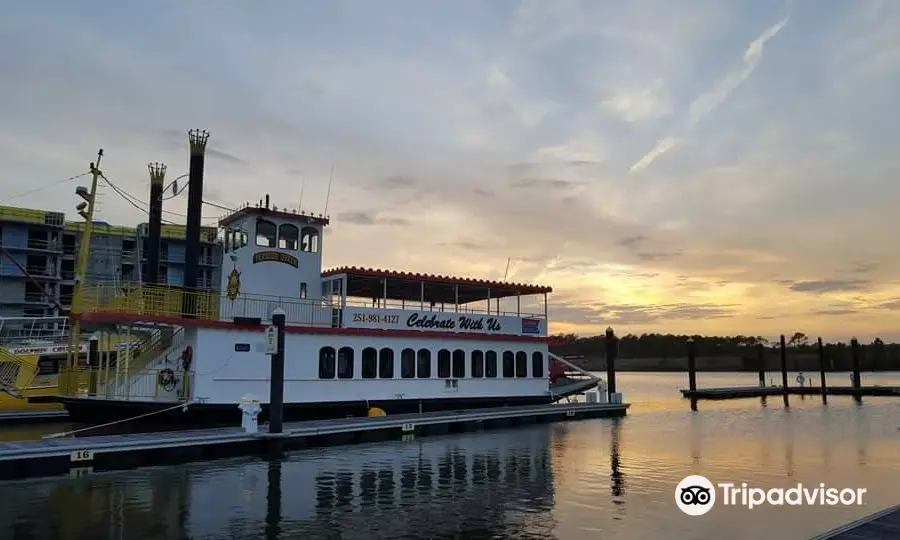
{"left": 812, "top": 504, "right": 900, "bottom": 539}
{"left": 681, "top": 386, "right": 900, "bottom": 400}
{"left": 0, "top": 402, "right": 627, "bottom": 481}
{"left": 0, "top": 410, "right": 69, "bottom": 425}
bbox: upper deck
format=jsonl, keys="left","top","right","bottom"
{"left": 74, "top": 266, "right": 552, "bottom": 339}
{"left": 323, "top": 266, "right": 551, "bottom": 337}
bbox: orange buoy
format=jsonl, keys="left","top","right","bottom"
{"left": 367, "top": 407, "right": 386, "bottom": 417}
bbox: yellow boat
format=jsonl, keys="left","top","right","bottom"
{"left": 0, "top": 317, "right": 139, "bottom": 412}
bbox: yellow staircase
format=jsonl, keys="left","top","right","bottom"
{"left": 0, "top": 348, "right": 32, "bottom": 398}
{"left": 106, "top": 325, "right": 184, "bottom": 376}
{"left": 129, "top": 326, "right": 184, "bottom": 373}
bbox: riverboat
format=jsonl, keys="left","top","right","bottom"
{"left": 57, "top": 200, "right": 597, "bottom": 425}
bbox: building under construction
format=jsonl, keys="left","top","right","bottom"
{"left": 0, "top": 205, "right": 221, "bottom": 323}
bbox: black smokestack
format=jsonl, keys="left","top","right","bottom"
{"left": 182, "top": 129, "right": 209, "bottom": 318}
{"left": 146, "top": 162, "right": 166, "bottom": 285}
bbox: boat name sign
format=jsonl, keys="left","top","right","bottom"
{"left": 349, "top": 309, "right": 516, "bottom": 332}
{"left": 7, "top": 344, "right": 88, "bottom": 355}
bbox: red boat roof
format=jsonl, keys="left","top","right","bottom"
{"left": 219, "top": 205, "right": 330, "bottom": 227}
{"left": 321, "top": 266, "right": 552, "bottom": 304}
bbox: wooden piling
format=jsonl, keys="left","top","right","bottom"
{"left": 605, "top": 327, "right": 618, "bottom": 403}
{"left": 817, "top": 337, "right": 827, "bottom": 404}
{"left": 756, "top": 343, "right": 765, "bottom": 387}
{"left": 780, "top": 334, "right": 789, "bottom": 407}
{"left": 686, "top": 338, "right": 697, "bottom": 393}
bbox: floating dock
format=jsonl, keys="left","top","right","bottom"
{"left": 812, "top": 504, "right": 900, "bottom": 539}
{"left": 0, "top": 402, "right": 627, "bottom": 481}
{"left": 0, "top": 410, "right": 69, "bottom": 426}
{"left": 680, "top": 386, "right": 900, "bottom": 400}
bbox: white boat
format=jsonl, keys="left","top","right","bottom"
{"left": 57, "top": 202, "right": 598, "bottom": 425}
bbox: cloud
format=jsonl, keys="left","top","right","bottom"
{"left": 629, "top": 11, "right": 790, "bottom": 172}
{"left": 4, "top": 1, "right": 900, "bottom": 341}
{"left": 788, "top": 280, "right": 870, "bottom": 294}
{"left": 335, "top": 211, "right": 410, "bottom": 227}
{"left": 600, "top": 81, "right": 673, "bottom": 122}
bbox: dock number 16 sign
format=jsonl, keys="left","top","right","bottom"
{"left": 264, "top": 326, "right": 279, "bottom": 355}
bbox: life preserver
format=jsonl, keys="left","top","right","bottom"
{"left": 181, "top": 345, "right": 193, "bottom": 371}
{"left": 158, "top": 368, "right": 177, "bottom": 391}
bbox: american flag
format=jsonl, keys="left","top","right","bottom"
{"left": 521, "top": 318, "right": 540, "bottom": 334}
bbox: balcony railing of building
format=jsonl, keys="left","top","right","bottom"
{"left": 23, "top": 293, "right": 50, "bottom": 304}
{"left": 0, "top": 237, "right": 63, "bottom": 253}
{"left": 77, "top": 283, "right": 337, "bottom": 327}
{"left": 25, "top": 265, "right": 58, "bottom": 278}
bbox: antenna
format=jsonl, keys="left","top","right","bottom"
{"left": 298, "top": 174, "right": 305, "bottom": 212}
{"left": 323, "top": 164, "right": 334, "bottom": 216}
{"left": 503, "top": 257, "right": 512, "bottom": 280}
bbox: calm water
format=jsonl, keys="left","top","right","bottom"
{"left": 0, "top": 371, "right": 897, "bottom": 539}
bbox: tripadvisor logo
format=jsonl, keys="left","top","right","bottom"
{"left": 675, "top": 475, "right": 867, "bottom": 515}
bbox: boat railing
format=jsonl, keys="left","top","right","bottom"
{"left": 341, "top": 297, "right": 545, "bottom": 318}
{"left": 78, "top": 283, "right": 337, "bottom": 326}
{"left": 59, "top": 366, "right": 194, "bottom": 403}
{"left": 0, "top": 316, "right": 69, "bottom": 342}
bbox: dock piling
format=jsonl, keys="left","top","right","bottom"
{"left": 605, "top": 327, "right": 618, "bottom": 403}
{"left": 850, "top": 337, "right": 862, "bottom": 403}
{"left": 817, "top": 337, "right": 827, "bottom": 404}
{"left": 779, "top": 334, "right": 789, "bottom": 407}
{"left": 686, "top": 338, "right": 698, "bottom": 411}
{"left": 756, "top": 343, "right": 765, "bottom": 387}
{"left": 88, "top": 335, "right": 99, "bottom": 395}
{"left": 268, "top": 308, "right": 287, "bottom": 434}
{"left": 686, "top": 338, "right": 697, "bottom": 393}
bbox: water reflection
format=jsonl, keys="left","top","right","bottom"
{"left": 2, "top": 372, "right": 899, "bottom": 540}
{"left": 0, "top": 426, "right": 568, "bottom": 539}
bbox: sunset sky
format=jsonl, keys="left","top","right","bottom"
{"left": 2, "top": 0, "right": 900, "bottom": 342}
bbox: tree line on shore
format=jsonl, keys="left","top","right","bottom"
{"left": 549, "top": 332, "right": 900, "bottom": 371}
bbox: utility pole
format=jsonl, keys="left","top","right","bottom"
{"left": 66, "top": 149, "right": 104, "bottom": 376}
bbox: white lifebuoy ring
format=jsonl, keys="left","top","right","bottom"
{"left": 796, "top": 374, "right": 805, "bottom": 386}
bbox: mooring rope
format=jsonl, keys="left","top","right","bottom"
{"left": 42, "top": 401, "right": 191, "bottom": 439}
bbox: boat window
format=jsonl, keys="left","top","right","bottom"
{"left": 300, "top": 282, "right": 307, "bottom": 299}
{"left": 36, "top": 357, "right": 60, "bottom": 376}
{"left": 361, "top": 347, "right": 378, "bottom": 379}
{"left": 278, "top": 224, "right": 299, "bottom": 250}
{"left": 400, "top": 348, "right": 416, "bottom": 378}
{"left": 515, "top": 351, "right": 528, "bottom": 377}
{"left": 532, "top": 352, "right": 544, "bottom": 378}
{"left": 337, "top": 346, "right": 354, "bottom": 379}
{"left": 471, "top": 350, "right": 484, "bottom": 378}
{"left": 255, "top": 219, "right": 277, "bottom": 247}
{"left": 502, "top": 351, "right": 515, "bottom": 378}
{"left": 437, "top": 349, "right": 451, "bottom": 378}
{"left": 452, "top": 349, "right": 465, "bottom": 378}
{"left": 485, "top": 351, "right": 497, "bottom": 378}
{"left": 318, "top": 346, "right": 336, "bottom": 379}
{"left": 416, "top": 349, "right": 431, "bottom": 378}
{"left": 300, "top": 226, "right": 319, "bottom": 253}
{"left": 379, "top": 348, "right": 394, "bottom": 378}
